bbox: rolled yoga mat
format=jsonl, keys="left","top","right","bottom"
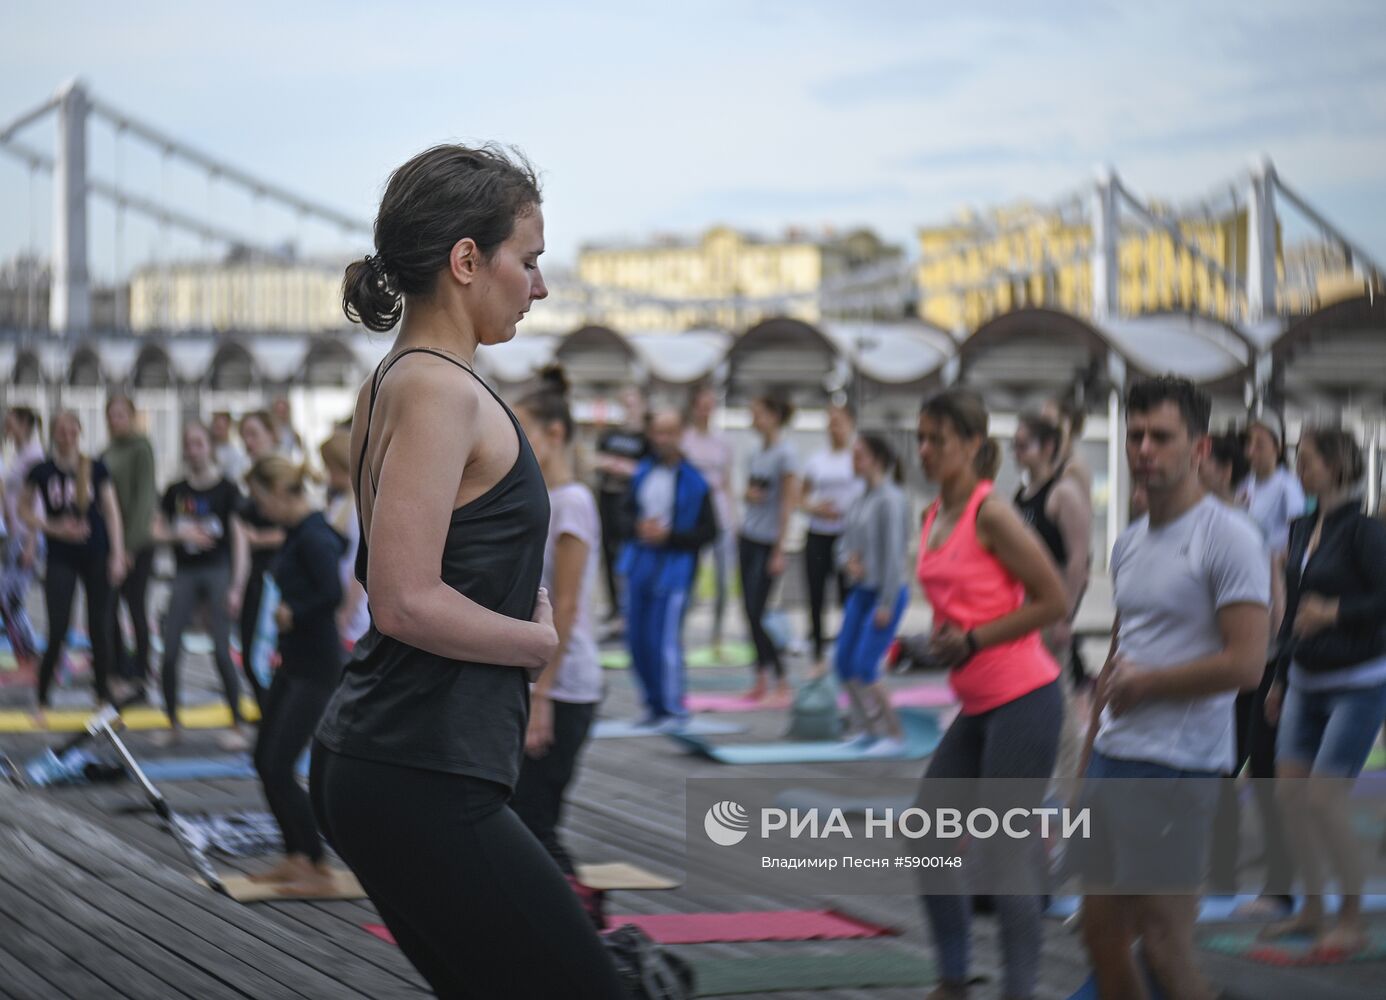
{"left": 668, "top": 707, "right": 941, "bottom": 764}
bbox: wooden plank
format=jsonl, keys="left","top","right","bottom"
{"left": 0, "top": 783, "right": 410, "bottom": 999}
{"left": 0, "top": 907, "right": 111, "bottom": 1000}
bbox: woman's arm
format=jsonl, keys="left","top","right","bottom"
{"left": 1049, "top": 479, "right": 1091, "bottom": 619}
{"left": 365, "top": 364, "right": 557, "bottom": 670}
{"left": 532, "top": 533, "right": 588, "bottom": 698}
{"left": 972, "top": 497, "right": 1068, "bottom": 648}
{"left": 101, "top": 481, "right": 126, "bottom": 563}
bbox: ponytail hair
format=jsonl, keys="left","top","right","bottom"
{"left": 247, "top": 454, "right": 318, "bottom": 496}
{"left": 517, "top": 363, "right": 575, "bottom": 443}
{"left": 920, "top": 387, "right": 1000, "bottom": 480}
{"left": 859, "top": 433, "right": 903, "bottom": 485}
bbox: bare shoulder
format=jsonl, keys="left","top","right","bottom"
{"left": 1048, "top": 476, "right": 1089, "bottom": 512}
{"left": 976, "top": 492, "right": 1025, "bottom": 548}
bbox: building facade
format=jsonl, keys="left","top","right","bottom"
{"left": 577, "top": 225, "right": 903, "bottom": 331}
{"left": 129, "top": 253, "right": 349, "bottom": 333}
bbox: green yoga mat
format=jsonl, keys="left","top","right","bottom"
{"left": 670, "top": 708, "right": 942, "bottom": 764}
{"left": 1367, "top": 745, "right": 1385, "bottom": 771}
{"left": 686, "top": 951, "right": 933, "bottom": 996}
{"left": 601, "top": 642, "right": 756, "bottom": 671}
{"left": 1200, "top": 926, "right": 1386, "bottom": 966}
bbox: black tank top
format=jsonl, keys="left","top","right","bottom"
{"left": 314, "top": 348, "right": 550, "bottom": 789}
{"left": 1014, "top": 467, "right": 1067, "bottom": 568}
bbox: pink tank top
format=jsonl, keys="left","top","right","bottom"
{"left": 916, "top": 480, "right": 1059, "bottom": 715}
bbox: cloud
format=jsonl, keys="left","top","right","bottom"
{"left": 811, "top": 56, "right": 977, "bottom": 105}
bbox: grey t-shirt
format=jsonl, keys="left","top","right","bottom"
{"left": 1239, "top": 466, "right": 1306, "bottom": 556}
{"left": 1095, "top": 494, "right": 1270, "bottom": 773}
{"left": 741, "top": 439, "right": 799, "bottom": 545}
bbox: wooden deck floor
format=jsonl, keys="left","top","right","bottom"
{"left": 2, "top": 654, "right": 1383, "bottom": 999}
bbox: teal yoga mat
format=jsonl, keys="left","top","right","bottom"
{"left": 668, "top": 708, "right": 941, "bottom": 764}
{"left": 140, "top": 753, "right": 308, "bottom": 782}
{"left": 1200, "top": 925, "right": 1386, "bottom": 965}
{"left": 592, "top": 718, "right": 746, "bottom": 739}
{"left": 1047, "top": 893, "right": 1386, "bottom": 923}
{"left": 685, "top": 951, "right": 932, "bottom": 996}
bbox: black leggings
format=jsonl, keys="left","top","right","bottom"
{"left": 511, "top": 700, "right": 597, "bottom": 876}
{"left": 596, "top": 490, "right": 628, "bottom": 620}
{"left": 254, "top": 671, "right": 333, "bottom": 862}
{"left": 237, "top": 568, "right": 271, "bottom": 710}
{"left": 1211, "top": 663, "right": 1292, "bottom": 897}
{"left": 739, "top": 537, "right": 783, "bottom": 678}
{"left": 804, "top": 530, "right": 847, "bottom": 661}
{"left": 113, "top": 545, "right": 154, "bottom": 683}
{"left": 162, "top": 564, "right": 242, "bottom": 727}
{"left": 310, "top": 745, "right": 626, "bottom": 1000}
{"left": 38, "top": 556, "right": 114, "bottom": 707}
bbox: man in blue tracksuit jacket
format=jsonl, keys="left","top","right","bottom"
{"left": 619, "top": 408, "right": 718, "bottom": 726}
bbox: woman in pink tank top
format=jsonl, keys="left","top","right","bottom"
{"left": 914, "top": 388, "right": 1068, "bottom": 1000}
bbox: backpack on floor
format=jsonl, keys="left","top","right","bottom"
{"left": 602, "top": 924, "right": 695, "bottom": 999}
{"left": 787, "top": 673, "right": 841, "bottom": 741}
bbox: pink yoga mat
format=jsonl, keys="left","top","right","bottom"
{"left": 603, "top": 909, "right": 897, "bottom": 944}
{"left": 685, "top": 684, "right": 955, "bottom": 714}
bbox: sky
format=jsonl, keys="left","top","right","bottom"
{"left": 2, "top": 0, "right": 1385, "bottom": 282}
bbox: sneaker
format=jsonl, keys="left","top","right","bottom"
{"left": 655, "top": 715, "right": 692, "bottom": 734}
{"left": 862, "top": 736, "right": 907, "bottom": 758}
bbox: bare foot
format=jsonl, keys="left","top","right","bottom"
{"left": 217, "top": 728, "right": 251, "bottom": 752}
{"left": 248, "top": 857, "right": 307, "bottom": 883}
{"left": 742, "top": 677, "right": 768, "bottom": 702}
{"left": 1231, "top": 895, "right": 1292, "bottom": 921}
{"left": 30, "top": 706, "right": 48, "bottom": 728}
{"left": 1258, "top": 907, "right": 1323, "bottom": 941}
{"left": 1313, "top": 918, "right": 1368, "bottom": 958}
{"left": 149, "top": 727, "right": 184, "bottom": 749}
{"left": 274, "top": 869, "right": 338, "bottom": 898}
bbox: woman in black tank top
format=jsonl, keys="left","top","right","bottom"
{"left": 309, "top": 145, "right": 626, "bottom": 999}
{"left": 1012, "top": 411, "right": 1092, "bottom": 675}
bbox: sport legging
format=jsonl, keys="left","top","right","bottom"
{"left": 161, "top": 563, "right": 242, "bottom": 727}
{"left": 254, "top": 671, "right": 333, "bottom": 862}
{"left": 38, "top": 555, "right": 114, "bottom": 707}
{"left": 310, "top": 745, "right": 627, "bottom": 999}
{"left": 113, "top": 545, "right": 154, "bottom": 683}
{"left": 738, "top": 536, "right": 783, "bottom": 678}
{"left": 804, "top": 530, "right": 847, "bottom": 661}
{"left": 919, "top": 680, "right": 1062, "bottom": 1000}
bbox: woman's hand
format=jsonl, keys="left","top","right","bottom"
{"left": 929, "top": 623, "right": 971, "bottom": 668}
{"left": 107, "top": 551, "right": 127, "bottom": 587}
{"left": 769, "top": 547, "right": 786, "bottom": 577}
{"left": 1292, "top": 594, "right": 1337, "bottom": 638}
{"left": 531, "top": 588, "right": 558, "bottom": 664}
{"left": 525, "top": 694, "right": 555, "bottom": 757}
{"left": 275, "top": 603, "right": 293, "bottom": 632}
{"left": 873, "top": 606, "right": 893, "bottom": 629}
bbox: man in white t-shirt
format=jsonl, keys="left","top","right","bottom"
{"left": 1078, "top": 377, "right": 1270, "bottom": 1000}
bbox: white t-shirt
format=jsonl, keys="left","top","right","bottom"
{"left": 802, "top": 447, "right": 864, "bottom": 535}
{"left": 325, "top": 492, "right": 370, "bottom": 644}
{"left": 1096, "top": 494, "right": 1270, "bottom": 773}
{"left": 636, "top": 465, "right": 677, "bottom": 531}
{"left": 1238, "top": 467, "right": 1306, "bottom": 556}
{"left": 543, "top": 482, "right": 603, "bottom": 704}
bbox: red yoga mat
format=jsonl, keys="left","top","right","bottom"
{"left": 604, "top": 909, "right": 897, "bottom": 944}
{"left": 365, "top": 909, "right": 896, "bottom": 947}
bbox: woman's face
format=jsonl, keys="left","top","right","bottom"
{"left": 851, "top": 438, "right": 875, "bottom": 479}
{"left": 473, "top": 208, "right": 548, "bottom": 347}
{"left": 751, "top": 400, "right": 777, "bottom": 437}
{"left": 1246, "top": 425, "right": 1279, "bottom": 477}
{"left": 1295, "top": 437, "right": 1331, "bottom": 497}
{"left": 52, "top": 414, "right": 81, "bottom": 455}
{"left": 691, "top": 388, "right": 716, "bottom": 424}
{"left": 827, "top": 406, "right": 853, "bottom": 447}
{"left": 1011, "top": 426, "right": 1044, "bottom": 476}
{"left": 517, "top": 408, "right": 562, "bottom": 468}
{"left": 183, "top": 426, "right": 213, "bottom": 471}
{"left": 251, "top": 481, "right": 290, "bottom": 526}
{"left": 241, "top": 417, "right": 274, "bottom": 459}
{"left": 917, "top": 412, "right": 974, "bottom": 484}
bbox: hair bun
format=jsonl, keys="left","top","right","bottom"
{"left": 538, "top": 363, "right": 570, "bottom": 397}
{"left": 342, "top": 257, "right": 403, "bottom": 332}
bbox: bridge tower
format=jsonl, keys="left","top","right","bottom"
{"left": 51, "top": 79, "right": 91, "bottom": 335}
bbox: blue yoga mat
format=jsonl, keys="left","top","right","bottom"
{"left": 140, "top": 752, "right": 309, "bottom": 782}
{"left": 591, "top": 718, "right": 746, "bottom": 739}
{"left": 1067, "top": 966, "right": 1165, "bottom": 1000}
{"left": 668, "top": 709, "right": 941, "bottom": 764}
{"left": 1047, "top": 892, "right": 1386, "bottom": 923}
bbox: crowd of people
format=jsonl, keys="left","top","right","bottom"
{"left": 2, "top": 140, "right": 1384, "bottom": 999}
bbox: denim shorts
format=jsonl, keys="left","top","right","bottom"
{"left": 1071, "top": 750, "right": 1221, "bottom": 893}
{"left": 1276, "top": 680, "right": 1386, "bottom": 778}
